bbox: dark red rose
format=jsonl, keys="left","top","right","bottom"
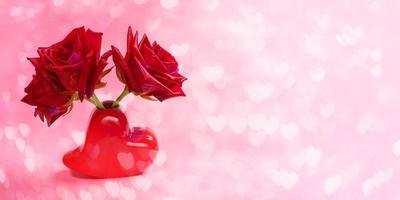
{"left": 22, "top": 27, "right": 112, "bottom": 126}
{"left": 111, "top": 27, "right": 187, "bottom": 101}
{"left": 34, "top": 26, "right": 109, "bottom": 100}
{"left": 21, "top": 63, "right": 74, "bottom": 126}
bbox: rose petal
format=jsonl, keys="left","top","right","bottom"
{"left": 153, "top": 43, "right": 179, "bottom": 73}
{"left": 112, "top": 46, "right": 138, "bottom": 90}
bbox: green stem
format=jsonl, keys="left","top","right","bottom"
{"left": 91, "top": 94, "right": 105, "bottom": 109}
{"left": 112, "top": 86, "right": 130, "bottom": 107}
{"left": 85, "top": 97, "right": 97, "bottom": 107}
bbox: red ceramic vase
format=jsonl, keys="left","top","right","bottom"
{"left": 63, "top": 101, "right": 158, "bottom": 178}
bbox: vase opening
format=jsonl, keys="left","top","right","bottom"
{"left": 101, "top": 100, "right": 119, "bottom": 109}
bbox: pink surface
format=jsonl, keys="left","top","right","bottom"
{"left": 1, "top": 0, "right": 400, "bottom": 199}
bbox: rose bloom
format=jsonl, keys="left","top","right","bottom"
{"left": 22, "top": 27, "right": 110, "bottom": 126}
{"left": 22, "top": 66, "right": 74, "bottom": 126}
{"left": 111, "top": 27, "right": 187, "bottom": 101}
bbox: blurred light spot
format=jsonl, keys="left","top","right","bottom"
{"left": 207, "top": 114, "right": 226, "bottom": 132}
{"left": 369, "top": 48, "right": 383, "bottom": 62}
{"left": 4, "top": 126, "right": 16, "bottom": 140}
{"left": 324, "top": 175, "right": 342, "bottom": 195}
{"left": 134, "top": 0, "right": 149, "bottom": 5}
{"left": 131, "top": 175, "right": 152, "bottom": 191}
{"left": 271, "top": 169, "right": 298, "bottom": 190}
{"left": 201, "top": 65, "right": 224, "bottom": 82}
{"left": 370, "top": 65, "right": 382, "bottom": 78}
{"left": 71, "top": 130, "right": 85, "bottom": 145}
{"left": 104, "top": 181, "right": 120, "bottom": 197}
{"left": 79, "top": 190, "right": 92, "bottom": 200}
{"left": 16, "top": 138, "right": 26, "bottom": 152}
{"left": 280, "top": 123, "right": 299, "bottom": 140}
{"left": 154, "top": 149, "right": 167, "bottom": 166}
{"left": 362, "top": 168, "right": 393, "bottom": 196}
{"left": 160, "top": 0, "right": 179, "bottom": 9}
{"left": 200, "top": 0, "right": 219, "bottom": 11}
{"left": 246, "top": 82, "right": 275, "bottom": 102}
{"left": 336, "top": 26, "right": 365, "bottom": 46}
{"left": 169, "top": 43, "right": 189, "bottom": 57}
{"left": 24, "top": 157, "right": 35, "bottom": 172}
{"left": 18, "top": 123, "right": 30, "bottom": 137}
{"left": 309, "top": 67, "right": 325, "bottom": 82}
{"left": 228, "top": 116, "right": 247, "bottom": 134}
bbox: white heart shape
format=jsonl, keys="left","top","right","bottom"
{"left": 0, "top": 169, "right": 5, "bottom": 183}
{"left": 362, "top": 179, "right": 374, "bottom": 196}
{"left": 336, "top": 26, "right": 365, "bottom": 46}
{"left": 160, "top": 0, "right": 179, "bottom": 9}
{"left": 247, "top": 113, "right": 267, "bottom": 132}
{"left": 53, "top": 0, "right": 64, "bottom": 6}
{"left": 120, "top": 186, "right": 136, "bottom": 200}
{"left": 0, "top": 128, "right": 3, "bottom": 141}
{"left": 24, "top": 158, "right": 35, "bottom": 172}
{"left": 309, "top": 67, "right": 325, "bottom": 82}
{"left": 202, "top": 65, "right": 224, "bottom": 82}
{"left": 393, "top": 140, "right": 400, "bottom": 157}
{"left": 18, "top": 123, "right": 30, "bottom": 137}
{"left": 117, "top": 152, "right": 135, "bottom": 170}
{"left": 369, "top": 48, "right": 382, "bottom": 62}
{"left": 281, "top": 123, "right": 299, "bottom": 140}
{"left": 324, "top": 175, "right": 342, "bottom": 195}
{"left": 303, "top": 146, "right": 322, "bottom": 168}
{"left": 207, "top": 115, "right": 227, "bottom": 132}
{"left": 201, "top": 0, "right": 219, "bottom": 10}
{"left": 154, "top": 150, "right": 167, "bottom": 166}
{"left": 145, "top": 18, "right": 162, "bottom": 32}
{"left": 72, "top": 130, "right": 85, "bottom": 145}
{"left": 282, "top": 172, "right": 298, "bottom": 190}
{"left": 109, "top": 5, "right": 124, "bottom": 18}
{"left": 370, "top": 65, "right": 382, "bottom": 78}
{"left": 271, "top": 169, "right": 298, "bottom": 190}
{"left": 104, "top": 181, "right": 120, "bottom": 197}
{"left": 134, "top": 0, "right": 148, "bottom": 5}
{"left": 131, "top": 175, "right": 152, "bottom": 191}
{"left": 320, "top": 103, "right": 335, "bottom": 118}
{"left": 273, "top": 62, "right": 291, "bottom": 78}
{"left": 315, "top": 15, "right": 331, "bottom": 28}
{"left": 169, "top": 43, "right": 189, "bottom": 57}
{"left": 228, "top": 117, "right": 247, "bottom": 134}
{"left": 362, "top": 168, "right": 393, "bottom": 196}
{"left": 15, "top": 138, "right": 26, "bottom": 152}
{"left": 79, "top": 190, "right": 92, "bottom": 200}
{"left": 4, "top": 126, "right": 16, "bottom": 140}
{"left": 369, "top": 1, "right": 381, "bottom": 13}
{"left": 246, "top": 82, "right": 275, "bottom": 102}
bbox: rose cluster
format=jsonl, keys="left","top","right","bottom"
{"left": 22, "top": 26, "right": 187, "bottom": 126}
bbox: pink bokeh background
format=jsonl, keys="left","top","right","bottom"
{"left": 1, "top": 0, "right": 400, "bottom": 199}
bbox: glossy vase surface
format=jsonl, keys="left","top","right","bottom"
{"left": 63, "top": 101, "right": 158, "bottom": 178}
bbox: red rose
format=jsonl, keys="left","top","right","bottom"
{"left": 22, "top": 27, "right": 111, "bottom": 125}
{"left": 111, "top": 27, "right": 187, "bottom": 101}
{"left": 35, "top": 27, "right": 109, "bottom": 100}
{"left": 21, "top": 63, "right": 74, "bottom": 126}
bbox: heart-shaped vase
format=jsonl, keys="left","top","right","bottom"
{"left": 63, "top": 101, "right": 158, "bottom": 178}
